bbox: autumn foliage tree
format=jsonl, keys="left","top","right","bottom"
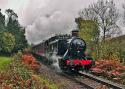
{"left": 75, "top": 17, "right": 99, "bottom": 44}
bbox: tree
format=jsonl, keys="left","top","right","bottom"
{"left": 0, "top": 32, "right": 15, "bottom": 54}
{"left": 0, "top": 9, "right": 27, "bottom": 54}
{"left": 0, "top": 9, "right": 6, "bottom": 52}
{"left": 0, "top": 9, "right": 5, "bottom": 32}
{"left": 75, "top": 17, "right": 99, "bottom": 44}
{"left": 5, "top": 9, "right": 28, "bottom": 52}
{"left": 5, "top": 9, "right": 18, "bottom": 20}
{"left": 79, "top": 0, "right": 119, "bottom": 42}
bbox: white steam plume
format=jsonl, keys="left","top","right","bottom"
{"left": 23, "top": 0, "right": 97, "bottom": 44}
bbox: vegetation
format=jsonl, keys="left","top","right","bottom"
{"left": 0, "top": 32, "right": 15, "bottom": 54}
{"left": 0, "top": 0, "right": 125, "bottom": 87}
{"left": 0, "top": 53, "right": 58, "bottom": 89}
{"left": 0, "top": 9, "right": 28, "bottom": 55}
{"left": 91, "top": 60, "right": 125, "bottom": 85}
{"left": 0, "top": 56, "right": 12, "bottom": 70}
{"left": 76, "top": 0, "right": 125, "bottom": 62}
{"left": 76, "top": 18, "right": 99, "bottom": 44}
{"left": 79, "top": 0, "right": 119, "bottom": 41}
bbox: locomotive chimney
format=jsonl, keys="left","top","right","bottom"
{"left": 71, "top": 29, "right": 79, "bottom": 37}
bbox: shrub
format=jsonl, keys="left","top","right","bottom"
{"left": 22, "top": 54, "right": 41, "bottom": 72}
{"left": 91, "top": 60, "right": 125, "bottom": 84}
{"left": 0, "top": 59, "right": 43, "bottom": 89}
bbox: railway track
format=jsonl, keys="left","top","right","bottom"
{"left": 33, "top": 54, "right": 125, "bottom": 89}
{"left": 59, "top": 70, "right": 125, "bottom": 89}
{"left": 59, "top": 72, "right": 95, "bottom": 89}
{"left": 79, "top": 71, "right": 125, "bottom": 89}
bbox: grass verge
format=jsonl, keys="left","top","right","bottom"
{"left": 0, "top": 56, "right": 12, "bottom": 71}
{"left": 0, "top": 54, "right": 58, "bottom": 89}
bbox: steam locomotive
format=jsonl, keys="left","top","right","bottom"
{"left": 32, "top": 30, "right": 94, "bottom": 71}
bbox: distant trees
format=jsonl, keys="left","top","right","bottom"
{"left": 0, "top": 9, "right": 28, "bottom": 55}
{"left": 79, "top": 0, "right": 119, "bottom": 42}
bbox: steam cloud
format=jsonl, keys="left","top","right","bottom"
{"left": 0, "top": 0, "right": 8, "bottom": 8}
{"left": 0, "top": 0, "right": 125, "bottom": 44}
{"left": 23, "top": 0, "right": 98, "bottom": 44}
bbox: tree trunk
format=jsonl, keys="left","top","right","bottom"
{"left": 103, "top": 27, "right": 106, "bottom": 43}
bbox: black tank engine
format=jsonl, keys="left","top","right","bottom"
{"left": 32, "top": 30, "right": 95, "bottom": 71}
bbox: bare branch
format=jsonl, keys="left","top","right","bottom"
{"left": 79, "top": 0, "right": 119, "bottom": 41}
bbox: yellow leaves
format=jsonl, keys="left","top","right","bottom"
{"left": 77, "top": 19, "right": 99, "bottom": 43}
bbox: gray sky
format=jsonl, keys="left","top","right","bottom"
{"left": 0, "top": 0, "right": 125, "bottom": 44}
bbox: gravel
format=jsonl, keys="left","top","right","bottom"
{"left": 39, "top": 64, "right": 88, "bottom": 89}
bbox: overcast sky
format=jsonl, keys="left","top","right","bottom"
{"left": 0, "top": 0, "right": 125, "bottom": 44}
